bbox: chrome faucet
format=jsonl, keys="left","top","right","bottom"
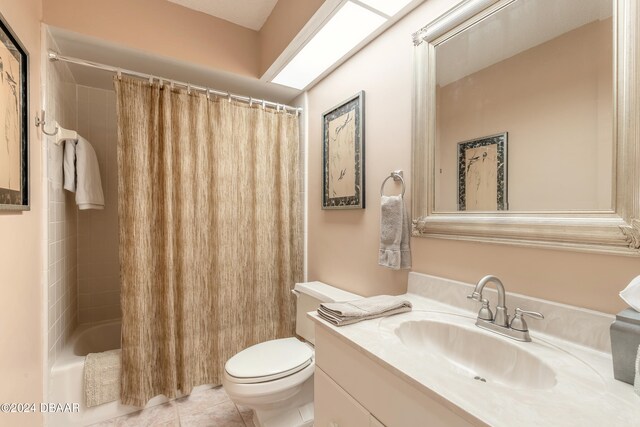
{"left": 468, "top": 275, "right": 509, "bottom": 327}
{"left": 467, "top": 275, "right": 544, "bottom": 342}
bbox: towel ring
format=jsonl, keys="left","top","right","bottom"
{"left": 380, "top": 172, "right": 405, "bottom": 197}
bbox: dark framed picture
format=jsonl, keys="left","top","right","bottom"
{"left": 457, "top": 132, "right": 507, "bottom": 211}
{"left": 0, "top": 12, "right": 29, "bottom": 210}
{"left": 322, "top": 91, "right": 364, "bottom": 209}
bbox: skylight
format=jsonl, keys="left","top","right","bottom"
{"left": 358, "top": 0, "right": 414, "bottom": 16}
{"left": 271, "top": 1, "right": 386, "bottom": 90}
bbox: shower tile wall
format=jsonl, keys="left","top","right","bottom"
{"left": 76, "top": 86, "right": 121, "bottom": 324}
{"left": 45, "top": 31, "right": 78, "bottom": 367}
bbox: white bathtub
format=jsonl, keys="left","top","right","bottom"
{"left": 49, "top": 320, "right": 170, "bottom": 427}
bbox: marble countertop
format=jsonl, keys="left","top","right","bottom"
{"left": 309, "top": 273, "right": 640, "bottom": 427}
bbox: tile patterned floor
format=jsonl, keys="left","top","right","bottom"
{"left": 89, "top": 386, "right": 255, "bottom": 427}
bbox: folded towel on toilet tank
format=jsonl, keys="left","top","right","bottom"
{"left": 317, "top": 295, "right": 412, "bottom": 326}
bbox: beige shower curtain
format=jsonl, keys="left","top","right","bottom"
{"left": 114, "top": 77, "right": 302, "bottom": 406}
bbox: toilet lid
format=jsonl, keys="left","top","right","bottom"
{"left": 225, "top": 337, "right": 313, "bottom": 383}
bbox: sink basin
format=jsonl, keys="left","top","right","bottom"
{"left": 394, "top": 318, "right": 558, "bottom": 390}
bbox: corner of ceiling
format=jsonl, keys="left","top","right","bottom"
{"left": 257, "top": 0, "right": 330, "bottom": 78}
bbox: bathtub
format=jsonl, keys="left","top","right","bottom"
{"left": 49, "top": 320, "right": 170, "bottom": 427}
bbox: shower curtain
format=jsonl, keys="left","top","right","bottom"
{"left": 114, "top": 77, "right": 302, "bottom": 406}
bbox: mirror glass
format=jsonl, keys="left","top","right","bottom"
{"left": 433, "top": 0, "right": 613, "bottom": 212}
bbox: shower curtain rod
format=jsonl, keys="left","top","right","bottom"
{"left": 48, "top": 51, "right": 302, "bottom": 114}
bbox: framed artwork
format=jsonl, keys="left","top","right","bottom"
{"left": 0, "top": 12, "right": 28, "bottom": 210}
{"left": 322, "top": 91, "right": 364, "bottom": 209}
{"left": 457, "top": 133, "right": 507, "bottom": 211}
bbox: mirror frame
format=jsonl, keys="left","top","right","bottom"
{"left": 411, "top": 0, "right": 640, "bottom": 256}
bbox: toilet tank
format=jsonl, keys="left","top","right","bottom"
{"left": 293, "top": 281, "right": 360, "bottom": 345}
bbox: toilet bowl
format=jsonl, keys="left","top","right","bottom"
{"left": 223, "top": 281, "right": 360, "bottom": 427}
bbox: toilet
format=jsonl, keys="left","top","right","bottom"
{"left": 223, "top": 281, "right": 360, "bottom": 427}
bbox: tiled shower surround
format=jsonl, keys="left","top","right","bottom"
{"left": 45, "top": 31, "right": 78, "bottom": 367}
{"left": 76, "top": 87, "right": 120, "bottom": 324}
{"left": 45, "top": 33, "right": 121, "bottom": 366}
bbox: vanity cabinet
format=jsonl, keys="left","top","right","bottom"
{"left": 313, "top": 325, "right": 480, "bottom": 427}
{"left": 315, "top": 367, "right": 383, "bottom": 427}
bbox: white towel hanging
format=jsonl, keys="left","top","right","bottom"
{"left": 62, "top": 135, "right": 105, "bottom": 210}
{"left": 63, "top": 140, "right": 76, "bottom": 192}
{"left": 75, "top": 136, "right": 105, "bottom": 210}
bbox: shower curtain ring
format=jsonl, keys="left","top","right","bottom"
{"left": 187, "top": 84, "right": 191, "bottom": 94}
{"left": 227, "top": 92, "right": 232, "bottom": 103}
{"left": 148, "top": 76, "right": 154, "bottom": 86}
{"left": 262, "top": 100, "right": 266, "bottom": 110}
{"left": 249, "top": 97, "right": 253, "bottom": 107}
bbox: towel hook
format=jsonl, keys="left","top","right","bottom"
{"left": 42, "top": 122, "right": 59, "bottom": 136}
{"left": 36, "top": 111, "right": 59, "bottom": 136}
{"left": 380, "top": 170, "right": 405, "bottom": 197}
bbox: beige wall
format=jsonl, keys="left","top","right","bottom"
{"left": 76, "top": 86, "right": 121, "bottom": 324}
{"left": 436, "top": 18, "right": 613, "bottom": 211}
{"left": 259, "top": 0, "right": 325, "bottom": 76}
{"left": 45, "top": 29, "right": 78, "bottom": 369}
{"left": 42, "top": 0, "right": 260, "bottom": 77}
{"left": 306, "top": 0, "right": 637, "bottom": 314}
{"left": 0, "top": 0, "right": 44, "bottom": 425}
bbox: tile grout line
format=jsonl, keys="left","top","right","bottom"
{"left": 234, "top": 403, "right": 247, "bottom": 427}
{"left": 235, "top": 402, "right": 253, "bottom": 427}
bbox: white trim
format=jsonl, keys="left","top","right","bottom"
{"left": 303, "top": 92, "right": 309, "bottom": 282}
{"left": 40, "top": 24, "right": 50, "bottom": 426}
{"left": 349, "top": 0, "right": 391, "bottom": 18}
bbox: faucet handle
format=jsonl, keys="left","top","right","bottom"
{"left": 510, "top": 307, "right": 544, "bottom": 332}
{"left": 467, "top": 291, "right": 482, "bottom": 301}
{"left": 515, "top": 308, "right": 544, "bottom": 319}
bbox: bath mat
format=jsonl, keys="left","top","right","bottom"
{"left": 84, "top": 349, "right": 121, "bottom": 407}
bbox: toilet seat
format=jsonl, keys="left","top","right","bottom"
{"left": 227, "top": 359, "right": 312, "bottom": 384}
{"left": 223, "top": 360, "right": 315, "bottom": 411}
{"left": 225, "top": 337, "right": 313, "bottom": 385}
